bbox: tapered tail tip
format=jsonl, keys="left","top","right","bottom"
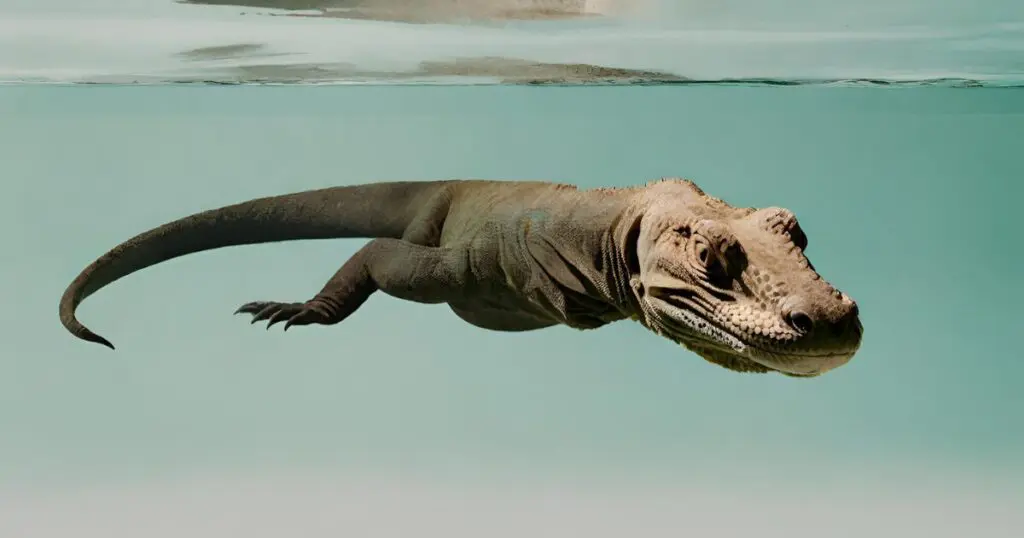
{"left": 63, "top": 313, "right": 117, "bottom": 350}
{"left": 61, "top": 292, "right": 116, "bottom": 350}
{"left": 78, "top": 325, "right": 116, "bottom": 350}
{"left": 78, "top": 326, "right": 116, "bottom": 350}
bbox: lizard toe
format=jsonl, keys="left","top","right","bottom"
{"left": 266, "top": 306, "right": 302, "bottom": 329}
{"left": 283, "top": 305, "right": 331, "bottom": 331}
{"left": 236, "top": 297, "right": 346, "bottom": 330}
{"left": 234, "top": 301, "right": 272, "bottom": 315}
{"left": 237, "top": 301, "right": 302, "bottom": 324}
{"left": 250, "top": 304, "right": 281, "bottom": 323}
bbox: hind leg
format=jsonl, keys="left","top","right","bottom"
{"left": 236, "top": 238, "right": 473, "bottom": 331}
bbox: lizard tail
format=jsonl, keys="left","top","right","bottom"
{"left": 59, "top": 180, "right": 454, "bottom": 349}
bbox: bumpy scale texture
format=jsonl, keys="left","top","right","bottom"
{"left": 60, "top": 178, "right": 863, "bottom": 377}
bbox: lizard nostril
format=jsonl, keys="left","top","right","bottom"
{"left": 831, "top": 302, "right": 860, "bottom": 337}
{"left": 786, "top": 310, "right": 813, "bottom": 334}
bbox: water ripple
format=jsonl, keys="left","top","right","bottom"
{"left": 0, "top": 1, "right": 1021, "bottom": 86}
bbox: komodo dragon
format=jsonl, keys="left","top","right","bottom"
{"left": 59, "top": 178, "right": 863, "bottom": 377}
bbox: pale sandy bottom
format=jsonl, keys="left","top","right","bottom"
{"left": 3, "top": 472, "right": 1023, "bottom": 538}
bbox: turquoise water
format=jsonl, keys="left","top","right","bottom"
{"left": 2, "top": 85, "right": 1022, "bottom": 503}
{"left": 6, "top": 5, "right": 1024, "bottom": 536}
{"left": 2, "top": 0, "right": 1024, "bottom": 528}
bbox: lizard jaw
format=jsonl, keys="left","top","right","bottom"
{"left": 640, "top": 295, "right": 857, "bottom": 376}
{"left": 644, "top": 295, "right": 747, "bottom": 354}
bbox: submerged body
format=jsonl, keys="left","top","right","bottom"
{"left": 59, "top": 178, "right": 862, "bottom": 377}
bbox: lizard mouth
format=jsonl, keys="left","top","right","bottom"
{"left": 646, "top": 287, "right": 856, "bottom": 357}
{"left": 645, "top": 287, "right": 747, "bottom": 353}
{"left": 644, "top": 288, "right": 859, "bottom": 376}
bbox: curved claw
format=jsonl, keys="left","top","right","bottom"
{"left": 283, "top": 308, "right": 322, "bottom": 331}
{"left": 234, "top": 301, "right": 271, "bottom": 315}
{"left": 251, "top": 304, "right": 282, "bottom": 323}
{"left": 265, "top": 307, "right": 297, "bottom": 329}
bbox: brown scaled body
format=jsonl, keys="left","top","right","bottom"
{"left": 60, "top": 178, "right": 862, "bottom": 377}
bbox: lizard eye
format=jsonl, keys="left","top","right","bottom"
{"left": 693, "top": 234, "right": 744, "bottom": 287}
{"left": 692, "top": 237, "right": 720, "bottom": 272}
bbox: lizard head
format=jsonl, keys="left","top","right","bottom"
{"left": 626, "top": 179, "right": 863, "bottom": 377}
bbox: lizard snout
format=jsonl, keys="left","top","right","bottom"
{"left": 781, "top": 293, "right": 861, "bottom": 347}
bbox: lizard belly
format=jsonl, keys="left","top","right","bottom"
{"left": 448, "top": 302, "right": 558, "bottom": 332}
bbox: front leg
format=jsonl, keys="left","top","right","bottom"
{"left": 235, "top": 238, "right": 473, "bottom": 331}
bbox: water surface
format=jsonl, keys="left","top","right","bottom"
{"left": 1, "top": 0, "right": 1022, "bottom": 84}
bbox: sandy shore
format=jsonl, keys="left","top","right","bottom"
{"left": 173, "top": 47, "right": 687, "bottom": 84}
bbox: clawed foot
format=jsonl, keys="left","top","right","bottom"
{"left": 234, "top": 300, "right": 336, "bottom": 331}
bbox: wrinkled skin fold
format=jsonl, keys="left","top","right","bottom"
{"left": 59, "top": 178, "right": 862, "bottom": 377}
{"left": 629, "top": 181, "right": 862, "bottom": 376}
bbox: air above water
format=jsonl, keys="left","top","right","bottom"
{"left": 0, "top": 0, "right": 1022, "bottom": 84}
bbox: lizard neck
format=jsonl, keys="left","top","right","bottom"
{"left": 605, "top": 196, "right": 648, "bottom": 316}
{"left": 525, "top": 188, "right": 645, "bottom": 318}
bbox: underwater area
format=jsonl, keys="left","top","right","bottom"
{"left": 1, "top": 1, "right": 1022, "bottom": 536}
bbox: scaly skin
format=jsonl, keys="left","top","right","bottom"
{"left": 59, "top": 178, "right": 862, "bottom": 377}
